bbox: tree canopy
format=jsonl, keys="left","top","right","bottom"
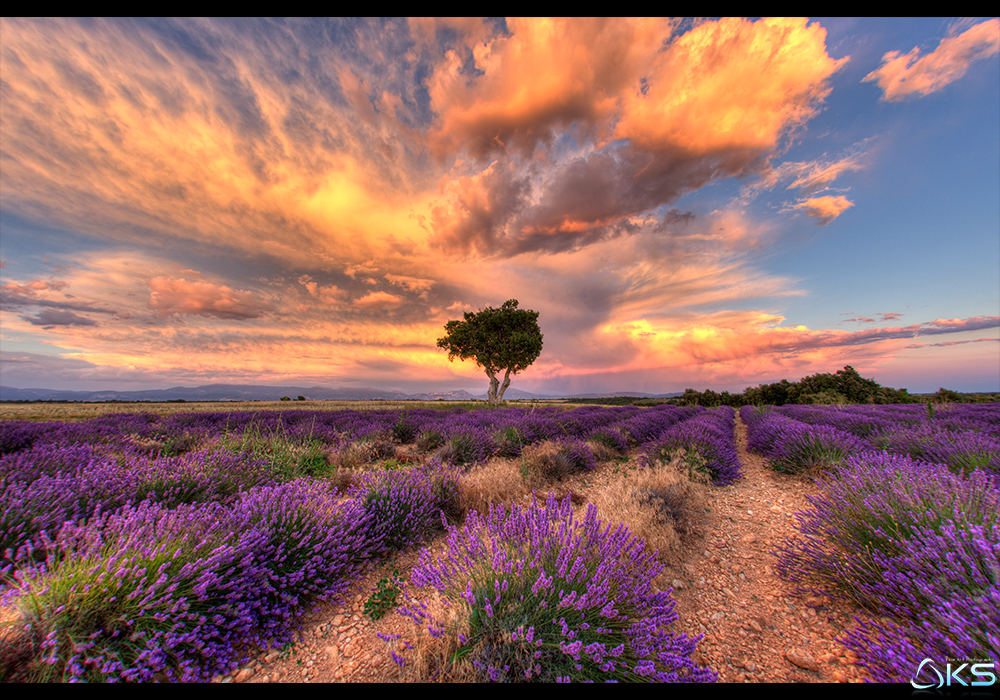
{"left": 436, "top": 299, "right": 543, "bottom": 405}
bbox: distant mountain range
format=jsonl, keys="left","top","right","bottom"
{"left": 0, "top": 383, "right": 682, "bottom": 403}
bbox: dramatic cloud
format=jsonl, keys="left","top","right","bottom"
{"left": 425, "top": 17, "right": 667, "bottom": 159}
{"left": 863, "top": 18, "right": 1000, "bottom": 101}
{"left": 427, "top": 17, "right": 848, "bottom": 256}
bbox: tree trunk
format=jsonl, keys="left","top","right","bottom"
{"left": 485, "top": 368, "right": 500, "bottom": 405}
{"left": 496, "top": 368, "right": 513, "bottom": 404}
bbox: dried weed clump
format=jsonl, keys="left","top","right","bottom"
{"left": 588, "top": 455, "right": 709, "bottom": 565}
{"left": 329, "top": 439, "right": 397, "bottom": 470}
{"left": 458, "top": 457, "right": 529, "bottom": 515}
{"left": 382, "top": 588, "right": 479, "bottom": 683}
{"left": 518, "top": 440, "right": 595, "bottom": 487}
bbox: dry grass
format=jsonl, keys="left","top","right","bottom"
{"left": 518, "top": 441, "right": 579, "bottom": 487}
{"left": 587, "top": 456, "right": 709, "bottom": 566}
{"left": 587, "top": 439, "right": 623, "bottom": 463}
{"left": 384, "top": 586, "right": 479, "bottom": 683}
{"left": 0, "top": 400, "right": 576, "bottom": 423}
{"left": 458, "top": 457, "right": 530, "bottom": 516}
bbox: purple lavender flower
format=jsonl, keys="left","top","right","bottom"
{"left": 405, "top": 494, "right": 716, "bottom": 683}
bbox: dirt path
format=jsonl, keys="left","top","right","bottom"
{"left": 660, "top": 411, "right": 871, "bottom": 683}
{"left": 219, "top": 411, "right": 873, "bottom": 684}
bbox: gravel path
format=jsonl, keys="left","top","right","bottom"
{"left": 661, "top": 411, "right": 872, "bottom": 683}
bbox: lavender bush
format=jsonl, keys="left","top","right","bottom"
{"left": 643, "top": 408, "right": 741, "bottom": 485}
{"left": 438, "top": 426, "right": 497, "bottom": 467}
{"left": 840, "top": 589, "right": 1000, "bottom": 683}
{"left": 348, "top": 466, "right": 456, "bottom": 551}
{"left": 776, "top": 451, "right": 999, "bottom": 679}
{"left": 776, "top": 451, "right": 999, "bottom": 610}
{"left": 768, "top": 424, "right": 870, "bottom": 475}
{"left": 403, "top": 494, "right": 716, "bottom": 683}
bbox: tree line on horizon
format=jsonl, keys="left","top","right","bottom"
{"left": 569, "top": 366, "right": 999, "bottom": 407}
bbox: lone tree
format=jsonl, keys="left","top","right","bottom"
{"left": 437, "top": 299, "right": 543, "bottom": 405}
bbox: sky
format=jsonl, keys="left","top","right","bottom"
{"left": 1, "top": 17, "right": 998, "bottom": 396}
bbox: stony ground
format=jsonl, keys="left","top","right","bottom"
{"left": 210, "top": 412, "right": 876, "bottom": 684}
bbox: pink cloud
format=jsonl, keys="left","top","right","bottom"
{"left": 863, "top": 19, "right": 1000, "bottom": 101}
{"left": 906, "top": 337, "right": 999, "bottom": 349}
{"left": 148, "top": 276, "right": 266, "bottom": 319}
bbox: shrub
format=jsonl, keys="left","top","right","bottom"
{"left": 364, "top": 570, "right": 404, "bottom": 621}
{"left": 492, "top": 426, "right": 524, "bottom": 459}
{"left": 393, "top": 415, "right": 418, "bottom": 445}
{"left": 417, "top": 429, "right": 446, "bottom": 453}
{"left": 458, "top": 458, "right": 530, "bottom": 517}
{"left": 402, "top": 495, "right": 716, "bottom": 683}
{"left": 587, "top": 427, "right": 629, "bottom": 455}
{"left": 437, "top": 428, "right": 496, "bottom": 467}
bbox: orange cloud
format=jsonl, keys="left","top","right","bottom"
{"left": 428, "top": 18, "right": 848, "bottom": 256}
{"left": 297, "top": 275, "right": 347, "bottom": 305}
{"left": 787, "top": 195, "right": 854, "bottom": 225}
{"left": 426, "top": 18, "right": 669, "bottom": 159}
{"left": 615, "top": 18, "right": 846, "bottom": 160}
{"left": 148, "top": 277, "right": 266, "bottom": 319}
{"left": 352, "top": 291, "right": 404, "bottom": 308}
{"left": 863, "top": 18, "right": 1000, "bottom": 101}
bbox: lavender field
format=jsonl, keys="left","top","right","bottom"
{"left": 1, "top": 401, "right": 997, "bottom": 682}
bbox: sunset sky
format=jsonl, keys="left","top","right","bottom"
{"left": 1, "top": 17, "right": 998, "bottom": 396}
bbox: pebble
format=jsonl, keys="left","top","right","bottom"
{"left": 785, "top": 649, "right": 820, "bottom": 672}
{"left": 234, "top": 668, "right": 254, "bottom": 683}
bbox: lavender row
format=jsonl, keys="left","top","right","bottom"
{"left": 739, "top": 406, "right": 869, "bottom": 475}
{"left": 0, "top": 404, "right": 702, "bottom": 458}
{"left": 1, "top": 443, "right": 276, "bottom": 573}
{"left": 775, "top": 452, "right": 999, "bottom": 681}
{"left": 741, "top": 404, "right": 1000, "bottom": 479}
{"left": 642, "top": 407, "right": 742, "bottom": 485}
{"left": 5, "top": 465, "right": 457, "bottom": 682}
